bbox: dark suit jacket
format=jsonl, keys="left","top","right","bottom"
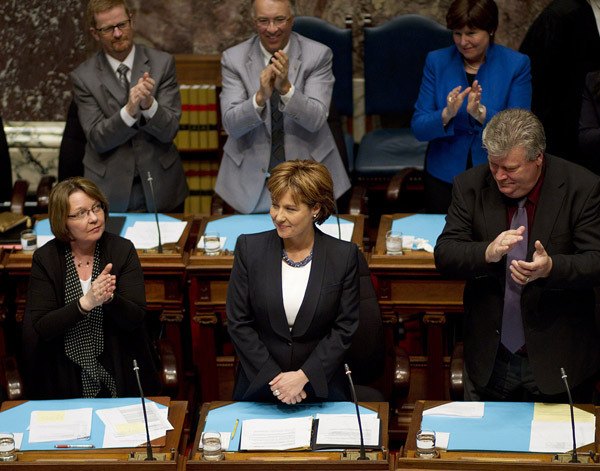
{"left": 435, "top": 155, "right": 600, "bottom": 394}
{"left": 71, "top": 44, "right": 188, "bottom": 212}
{"left": 226, "top": 228, "right": 359, "bottom": 401}
{"left": 579, "top": 71, "right": 600, "bottom": 175}
{"left": 520, "top": 0, "right": 600, "bottom": 162}
{"left": 22, "top": 231, "right": 160, "bottom": 398}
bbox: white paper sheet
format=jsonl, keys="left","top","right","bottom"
{"left": 124, "top": 221, "right": 186, "bottom": 249}
{"left": 315, "top": 413, "right": 380, "bottom": 447}
{"left": 28, "top": 408, "right": 92, "bottom": 443}
{"left": 529, "top": 420, "right": 595, "bottom": 452}
{"left": 96, "top": 402, "right": 172, "bottom": 448}
{"left": 240, "top": 416, "right": 313, "bottom": 451}
{"left": 318, "top": 221, "right": 354, "bottom": 241}
{"left": 422, "top": 402, "right": 485, "bottom": 418}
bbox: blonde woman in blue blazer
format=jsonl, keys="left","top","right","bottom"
{"left": 412, "top": 0, "right": 531, "bottom": 213}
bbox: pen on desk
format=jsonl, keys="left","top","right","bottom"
{"left": 231, "top": 418, "right": 239, "bottom": 439}
{"left": 54, "top": 444, "right": 95, "bottom": 449}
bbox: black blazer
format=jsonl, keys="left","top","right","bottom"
{"left": 435, "top": 155, "right": 600, "bottom": 394}
{"left": 22, "top": 231, "right": 160, "bottom": 398}
{"left": 226, "top": 228, "right": 360, "bottom": 401}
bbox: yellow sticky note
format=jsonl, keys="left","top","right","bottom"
{"left": 115, "top": 422, "right": 146, "bottom": 436}
{"left": 533, "top": 403, "right": 595, "bottom": 423}
{"left": 34, "top": 411, "right": 65, "bottom": 423}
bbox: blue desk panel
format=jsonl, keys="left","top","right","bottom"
{"left": 35, "top": 213, "right": 181, "bottom": 238}
{"left": 0, "top": 398, "right": 167, "bottom": 451}
{"left": 206, "top": 215, "right": 353, "bottom": 252}
{"left": 391, "top": 214, "right": 446, "bottom": 246}
{"left": 421, "top": 402, "right": 534, "bottom": 452}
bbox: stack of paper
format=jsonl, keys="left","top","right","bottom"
{"left": 240, "top": 416, "right": 313, "bottom": 451}
{"left": 29, "top": 408, "right": 92, "bottom": 443}
{"left": 95, "top": 402, "right": 173, "bottom": 448}
{"left": 315, "top": 413, "right": 380, "bottom": 448}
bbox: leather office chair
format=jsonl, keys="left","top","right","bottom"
{"left": 346, "top": 252, "right": 410, "bottom": 406}
{"left": 354, "top": 14, "right": 453, "bottom": 213}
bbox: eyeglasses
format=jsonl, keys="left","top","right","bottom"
{"left": 68, "top": 202, "right": 104, "bottom": 220}
{"left": 254, "top": 16, "right": 290, "bottom": 29}
{"left": 95, "top": 19, "right": 131, "bottom": 36}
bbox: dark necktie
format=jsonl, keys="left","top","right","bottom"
{"left": 117, "top": 63, "right": 130, "bottom": 92}
{"left": 501, "top": 198, "right": 528, "bottom": 353}
{"left": 268, "top": 56, "right": 285, "bottom": 171}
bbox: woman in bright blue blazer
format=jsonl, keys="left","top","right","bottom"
{"left": 411, "top": 0, "right": 531, "bottom": 213}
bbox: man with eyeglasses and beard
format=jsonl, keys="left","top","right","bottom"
{"left": 70, "top": 0, "right": 188, "bottom": 213}
{"left": 215, "top": 0, "right": 350, "bottom": 214}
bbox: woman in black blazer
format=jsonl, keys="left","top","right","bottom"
{"left": 23, "top": 177, "right": 159, "bottom": 399}
{"left": 226, "top": 160, "right": 360, "bottom": 404}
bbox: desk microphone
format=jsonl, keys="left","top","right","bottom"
{"left": 560, "top": 367, "right": 580, "bottom": 463}
{"left": 133, "top": 359, "right": 155, "bottom": 460}
{"left": 334, "top": 200, "right": 341, "bottom": 240}
{"left": 344, "top": 363, "right": 368, "bottom": 460}
{"left": 146, "top": 172, "right": 163, "bottom": 253}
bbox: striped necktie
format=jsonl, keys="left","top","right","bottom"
{"left": 268, "top": 56, "right": 285, "bottom": 171}
{"left": 116, "top": 63, "right": 130, "bottom": 92}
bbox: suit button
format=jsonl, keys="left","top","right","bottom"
{"left": 287, "top": 341, "right": 292, "bottom": 346}
{"left": 495, "top": 330, "right": 500, "bottom": 335}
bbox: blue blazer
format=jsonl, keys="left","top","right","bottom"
{"left": 412, "top": 43, "right": 531, "bottom": 183}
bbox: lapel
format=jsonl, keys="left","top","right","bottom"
{"left": 130, "top": 44, "right": 151, "bottom": 90}
{"left": 265, "top": 231, "right": 291, "bottom": 339}
{"left": 96, "top": 52, "right": 127, "bottom": 106}
{"left": 291, "top": 229, "right": 326, "bottom": 338}
{"left": 481, "top": 172, "right": 508, "bottom": 242}
{"left": 286, "top": 33, "right": 302, "bottom": 85}
{"left": 529, "top": 157, "right": 565, "bottom": 254}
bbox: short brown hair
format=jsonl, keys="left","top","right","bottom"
{"left": 49, "top": 177, "right": 109, "bottom": 243}
{"left": 267, "top": 160, "right": 335, "bottom": 224}
{"left": 87, "top": 0, "right": 132, "bottom": 28}
{"left": 446, "top": 0, "right": 498, "bottom": 38}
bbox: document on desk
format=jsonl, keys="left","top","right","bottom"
{"left": 240, "top": 416, "right": 313, "bottom": 451}
{"left": 314, "top": 414, "right": 381, "bottom": 448}
{"left": 96, "top": 402, "right": 173, "bottom": 448}
{"left": 28, "top": 408, "right": 92, "bottom": 443}
{"left": 529, "top": 403, "right": 595, "bottom": 452}
{"left": 124, "top": 221, "right": 187, "bottom": 249}
{"left": 423, "top": 402, "right": 484, "bottom": 418}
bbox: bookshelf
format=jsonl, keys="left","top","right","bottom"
{"left": 174, "top": 55, "right": 223, "bottom": 215}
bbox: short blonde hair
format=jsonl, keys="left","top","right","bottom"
{"left": 267, "top": 160, "right": 335, "bottom": 224}
{"left": 49, "top": 177, "right": 109, "bottom": 243}
{"left": 87, "top": 0, "right": 132, "bottom": 28}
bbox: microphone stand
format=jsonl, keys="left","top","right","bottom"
{"left": 344, "top": 363, "right": 369, "bottom": 460}
{"left": 133, "top": 359, "right": 155, "bottom": 460}
{"left": 560, "top": 367, "right": 580, "bottom": 463}
{"left": 146, "top": 172, "right": 163, "bottom": 253}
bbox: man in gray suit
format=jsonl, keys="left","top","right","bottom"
{"left": 71, "top": 0, "right": 188, "bottom": 212}
{"left": 216, "top": 0, "right": 351, "bottom": 213}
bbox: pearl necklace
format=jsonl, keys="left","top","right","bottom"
{"left": 463, "top": 59, "right": 482, "bottom": 71}
{"left": 282, "top": 249, "right": 313, "bottom": 268}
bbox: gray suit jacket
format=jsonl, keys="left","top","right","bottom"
{"left": 435, "top": 155, "right": 600, "bottom": 394}
{"left": 71, "top": 44, "right": 188, "bottom": 212}
{"left": 216, "top": 32, "right": 351, "bottom": 213}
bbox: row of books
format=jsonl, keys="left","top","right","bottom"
{"left": 175, "top": 84, "right": 219, "bottom": 151}
{"left": 183, "top": 160, "right": 219, "bottom": 214}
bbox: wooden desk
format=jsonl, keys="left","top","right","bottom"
{"left": 186, "top": 215, "right": 365, "bottom": 402}
{"left": 0, "top": 216, "right": 193, "bottom": 400}
{"left": 187, "top": 401, "right": 391, "bottom": 470}
{"left": 0, "top": 397, "right": 187, "bottom": 470}
{"left": 396, "top": 400, "right": 599, "bottom": 470}
{"left": 369, "top": 215, "right": 465, "bottom": 439}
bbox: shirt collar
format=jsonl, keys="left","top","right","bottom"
{"left": 105, "top": 44, "right": 136, "bottom": 74}
{"left": 259, "top": 40, "right": 290, "bottom": 66}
